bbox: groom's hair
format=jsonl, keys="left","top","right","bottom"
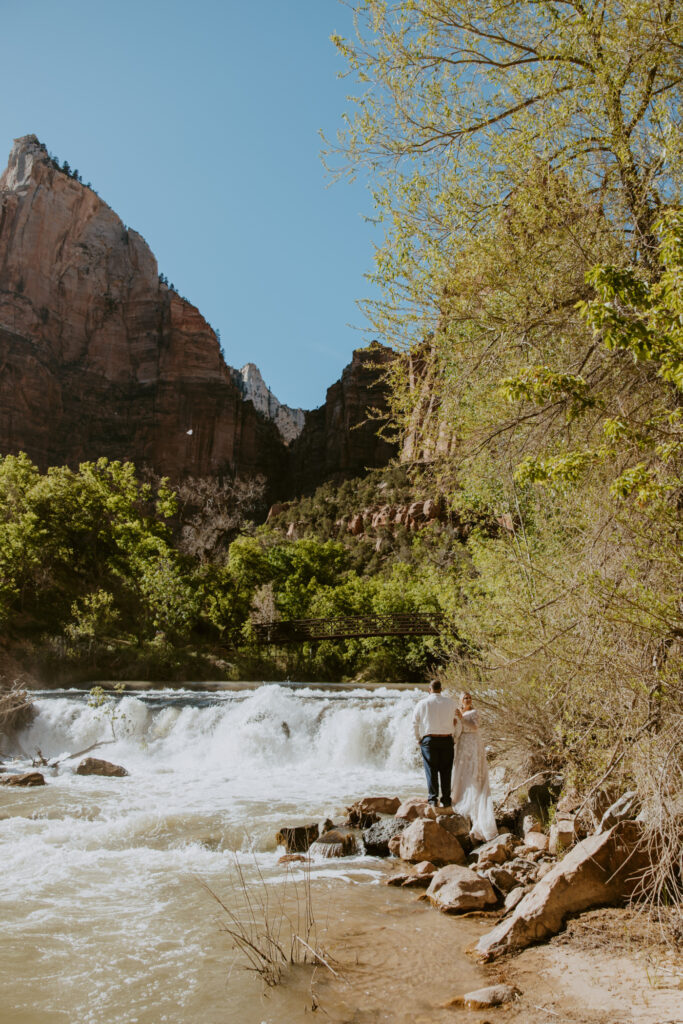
{"left": 429, "top": 679, "right": 442, "bottom": 692}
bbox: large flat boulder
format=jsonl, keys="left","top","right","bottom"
{"left": 476, "top": 821, "right": 651, "bottom": 959}
{"left": 426, "top": 864, "right": 497, "bottom": 913}
{"left": 398, "top": 819, "right": 466, "bottom": 865}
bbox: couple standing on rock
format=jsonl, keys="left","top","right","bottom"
{"left": 412, "top": 680, "right": 497, "bottom": 842}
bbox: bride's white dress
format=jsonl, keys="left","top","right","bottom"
{"left": 451, "top": 709, "right": 497, "bottom": 841}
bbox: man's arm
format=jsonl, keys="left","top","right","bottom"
{"left": 412, "top": 703, "right": 423, "bottom": 743}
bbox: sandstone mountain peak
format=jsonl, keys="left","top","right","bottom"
{"left": 234, "top": 362, "right": 306, "bottom": 444}
{"left": 0, "top": 135, "right": 51, "bottom": 192}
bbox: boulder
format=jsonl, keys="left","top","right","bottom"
{"left": 475, "top": 833, "right": 516, "bottom": 866}
{"left": 357, "top": 796, "right": 401, "bottom": 816}
{"left": 599, "top": 791, "right": 641, "bottom": 832}
{"left": 549, "top": 820, "right": 576, "bottom": 855}
{"left": 484, "top": 866, "right": 519, "bottom": 895}
{"left": 76, "top": 758, "right": 128, "bottom": 778}
{"left": 309, "top": 827, "right": 358, "bottom": 859}
{"left": 435, "top": 812, "right": 470, "bottom": 838}
{"left": 363, "top": 817, "right": 408, "bottom": 857}
{"left": 398, "top": 819, "right": 466, "bottom": 866}
{"left": 0, "top": 771, "right": 45, "bottom": 787}
{"left": 344, "top": 803, "right": 380, "bottom": 829}
{"left": 388, "top": 833, "right": 403, "bottom": 856}
{"left": 427, "top": 864, "right": 498, "bottom": 913}
{"left": 278, "top": 854, "right": 308, "bottom": 865}
{"left": 504, "top": 886, "right": 528, "bottom": 913}
{"left": 506, "top": 857, "right": 540, "bottom": 883}
{"left": 395, "top": 798, "right": 432, "bottom": 821}
{"left": 476, "top": 821, "right": 652, "bottom": 959}
{"left": 523, "top": 831, "right": 549, "bottom": 852}
{"left": 443, "top": 984, "right": 521, "bottom": 1009}
{"left": 275, "top": 824, "right": 319, "bottom": 853}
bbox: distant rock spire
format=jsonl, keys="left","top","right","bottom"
{"left": 234, "top": 363, "right": 306, "bottom": 444}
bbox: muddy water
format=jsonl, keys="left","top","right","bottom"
{"left": 1, "top": 685, "right": 492, "bottom": 1023}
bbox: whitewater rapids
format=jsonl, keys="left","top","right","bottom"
{"left": 1, "top": 684, "right": 428, "bottom": 1024}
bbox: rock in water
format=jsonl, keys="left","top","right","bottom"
{"left": 363, "top": 817, "right": 407, "bottom": 857}
{"left": 443, "top": 984, "right": 521, "bottom": 1009}
{"left": 398, "top": 819, "right": 466, "bottom": 865}
{"left": 476, "top": 821, "right": 652, "bottom": 959}
{"left": 76, "top": 758, "right": 128, "bottom": 777}
{"left": 275, "top": 824, "right": 319, "bottom": 853}
{"left": 0, "top": 771, "right": 46, "bottom": 786}
{"left": 426, "top": 865, "right": 498, "bottom": 913}
{"left": 309, "top": 828, "right": 358, "bottom": 858}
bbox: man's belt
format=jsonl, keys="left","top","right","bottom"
{"left": 423, "top": 733, "right": 453, "bottom": 738}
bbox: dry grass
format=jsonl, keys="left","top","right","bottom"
{"left": 198, "top": 856, "right": 338, "bottom": 988}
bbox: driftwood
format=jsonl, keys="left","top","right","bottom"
{"left": 44, "top": 739, "right": 118, "bottom": 769}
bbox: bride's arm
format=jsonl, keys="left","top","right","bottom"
{"left": 460, "top": 710, "right": 479, "bottom": 732}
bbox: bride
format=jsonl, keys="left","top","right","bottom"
{"left": 451, "top": 692, "right": 498, "bottom": 842}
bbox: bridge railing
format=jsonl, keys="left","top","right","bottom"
{"left": 252, "top": 611, "right": 447, "bottom": 644}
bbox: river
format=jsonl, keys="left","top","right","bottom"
{"left": 2, "top": 683, "right": 491, "bottom": 1023}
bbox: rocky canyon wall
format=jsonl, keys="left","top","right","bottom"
{"left": 0, "top": 135, "right": 395, "bottom": 498}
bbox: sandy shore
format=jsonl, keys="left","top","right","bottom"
{"left": 274, "top": 873, "right": 683, "bottom": 1024}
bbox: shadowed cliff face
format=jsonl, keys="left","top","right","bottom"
{"left": 0, "top": 135, "right": 396, "bottom": 497}
{"left": 0, "top": 135, "right": 286, "bottom": 484}
{"left": 286, "top": 343, "right": 397, "bottom": 497}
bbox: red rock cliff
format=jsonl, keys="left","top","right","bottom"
{"left": 286, "top": 342, "right": 397, "bottom": 496}
{"left": 0, "top": 135, "right": 285, "bottom": 482}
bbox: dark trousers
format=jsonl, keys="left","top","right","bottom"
{"left": 419, "top": 735, "right": 454, "bottom": 806}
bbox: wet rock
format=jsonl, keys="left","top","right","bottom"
{"left": 388, "top": 833, "right": 403, "bottom": 856}
{"left": 363, "top": 817, "right": 407, "bottom": 857}
{"left": 414, "top": 860, "right": 437, "bottom": 875}
{"left": 76, "top": 758, "right": 128, "bottom": 778}
{"left": 357, "top": 796, "right": 401, "bottom": 816}
{"left": 484, "top": 865, "right": 519, "bottom": 895}
{"left": 599, "top": 791, "right": 641, "bottom": 832}
{"left": 401, "top": 862, "right": 437, "bottom": 888}
{"left": 385, "top": 873, "right": 411, "bottom": 886}
{"left": 278, "top": 854, "right": 308, "bottom": 865}
{"left": 320, "top": 818, "right": 336, "bottom": 834}
{"left": 476, "top": 821, "right": 652, "bottom": 959}
{"left": 398, "top": 819, "right": 466, "bottom": 866}
{"left": 275, "top": 823, "right": 319, "bottom": 853}
{"left": 344, "top": 802, "right": 380, "bottom": 829}
{"left": 427, "top": 864, "right": 497, "bottom": 913}
{"left": 309, "top": 827, "right": 358, "bottom": 859}
{"left": 523, "top": 831, "right": 549, "bottom": 852}
{"left": 475, "top": 833, "right": 516, "bottom": 866}
{"left": 443, "top": 984, "right": 521, "bottom": 1009}
{"left": 0, "top": 771, "right": 45, "bottom": 787}
{"left": 395, "top": 798, "right": 432, "bottom": 821}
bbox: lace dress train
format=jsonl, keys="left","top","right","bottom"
{"left": 451, "top": 710, "right": 497, "bottom": 842}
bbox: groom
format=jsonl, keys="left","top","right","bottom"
{"left": 412, "top": 679, "right": 458, "bottom": 809}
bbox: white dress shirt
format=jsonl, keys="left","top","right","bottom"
{"left": 412, "top": 692, "right": 458, "bottom": 741}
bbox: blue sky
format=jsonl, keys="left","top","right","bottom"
{"left": 0, "top": 0, "right": 379, "bottom": 410}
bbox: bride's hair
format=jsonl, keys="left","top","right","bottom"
{"left": 459, "top": 691, "right": 472, "bottom": 702}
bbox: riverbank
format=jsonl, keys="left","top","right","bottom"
{"left": 305, "top": 889, "right": 682, "bottom": 1024}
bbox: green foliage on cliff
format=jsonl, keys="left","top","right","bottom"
{"left": 0, "top": 455, "right": 468, "bottom": 682}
